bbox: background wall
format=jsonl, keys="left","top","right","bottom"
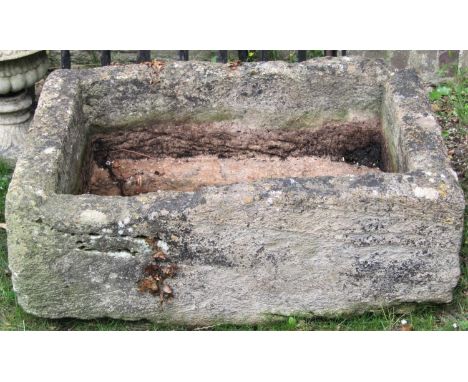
{"left": 347, "top": 50, "right": 467, "bottom": 82}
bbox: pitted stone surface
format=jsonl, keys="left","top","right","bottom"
{"left": 6, "top": 58, "right": 465, "bottom": 324}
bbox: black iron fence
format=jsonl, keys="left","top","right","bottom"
{"left": 59, "top": 50, "right": 346, "bottom": 69}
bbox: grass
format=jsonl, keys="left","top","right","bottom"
{"left": 0, "top": 70, "right": 467, "bottom": 331}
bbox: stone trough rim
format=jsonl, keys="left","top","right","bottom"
{"left": 9, "top": 57, "right": 465, "bottom": 245}
{"left": 17, "top": 58, "right": 463, "bottom": 205}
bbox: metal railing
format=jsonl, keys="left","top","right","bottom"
{"left": 59, "top": 50, "right": 346, "bottom": 69}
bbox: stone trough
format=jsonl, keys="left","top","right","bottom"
{"left": 6, "top": 58, "right": 464, "bottom": 324}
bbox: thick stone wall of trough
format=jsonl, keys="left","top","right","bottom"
{"left": 5, "top": 58, "right": 465, "bottom": 324}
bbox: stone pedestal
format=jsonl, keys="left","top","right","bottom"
{"left": 0, "top": 50, "right": 48, "bottom": 162}
{"left": 0, "top": 90, "right": 33, "bottom": 160}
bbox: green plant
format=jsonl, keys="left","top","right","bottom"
{"left": 287, "top": 51, "right": 297, "bottom": 63}
{"left": 308, "top": 50, "right": 324, "bottom": 59}
{"left": 0, "top": 161, "right": 12, "bottom": 222}
{"left": 429, "top": 85, "right": 452, "bottom": 101}
{"left": 269, "top": 51, "right": 280, "bottom": 61}
{"left": 246, "top": 51, "right": 256, "bottom": 62}
{"left": 210, "top": 51, "right": 217, "bottom": 63}
{"left": 430, "top": 68, "right": 468, "bottom": 127}
{"left": 287, "top": 316, "right": 297, "bottom": 329}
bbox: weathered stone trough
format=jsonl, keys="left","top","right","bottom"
{"left": 6, "top": 58, "right": 464, "bottom": 324}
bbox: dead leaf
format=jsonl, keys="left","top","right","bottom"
{"left": 146, "top": 60, "right": 165, "bottom": 71}
{"left": 153, "top": 250, "right": 166, "bottom": 261}
{"left": 138, "top": 276, "right": 159, "bottom": 293}
{"left": 228, "top": 60, "right": 242, "bottom": 70}
{"left": 145, "top": 237, "right": 156, "bottom": 247}
{"left": 431, "top": 104, "right": 440, "bottom": 112}
{"left": 144, "top": 263, "right": 161, "bottom": 275}
{"left": 162, "top": 264, "right": 178, "bottom": 277}
{"left": 162, "top": 283, "right": 173, "bottom": 295}
{"left": 399, "top": 323, "right": 413, "bottom": 331}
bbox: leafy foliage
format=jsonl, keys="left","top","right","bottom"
{"left": 0, "top": 161, "right": 12, "bottom": 223}
{"left": 430, "top": 68, "right": 468, "bottom": 126}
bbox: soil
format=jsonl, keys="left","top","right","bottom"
{"left": 88, "top": 154, "right": 382, "bottom": 196}
{"left": 83, "top": 119, "right": 385, "bottom": 196}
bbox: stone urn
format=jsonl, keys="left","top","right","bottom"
{"left": 0, "top": 50, "right": 49, "bottom": 162}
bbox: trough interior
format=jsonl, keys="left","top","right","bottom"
{"left": 80, "top": 116, "right": 387, "bottom": 196}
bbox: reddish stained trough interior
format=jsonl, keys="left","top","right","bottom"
{"left": 83, "top": 119, "right": 385, "bottom": 196}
